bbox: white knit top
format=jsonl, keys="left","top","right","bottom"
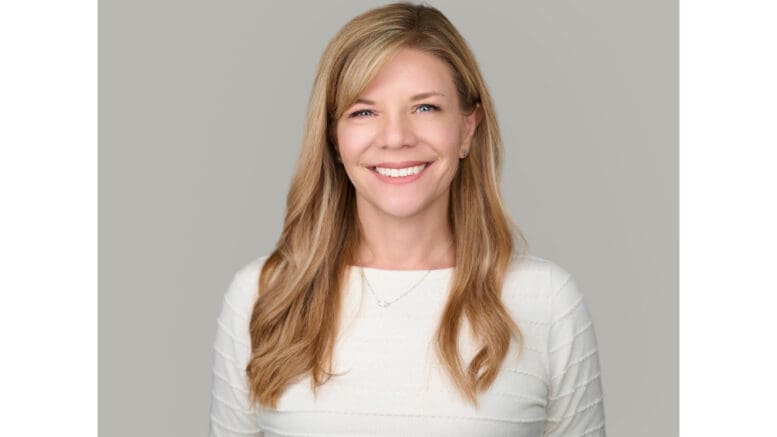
{"left": 209, "top": 253, "right": 606, "bottom": 437}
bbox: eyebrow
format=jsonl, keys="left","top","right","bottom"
{"left": 353, "top": 92, "right": 446, "bottom": 105}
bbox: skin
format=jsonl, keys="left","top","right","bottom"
{"left": 335, "top": 47, "right": 481, "bottom": 270}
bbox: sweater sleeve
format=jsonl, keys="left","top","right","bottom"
{"left": 209, "top": 266, "right": 263, "bottom": 437}
{"left": 542, "top": 268, "right": 606, "bottom": 437}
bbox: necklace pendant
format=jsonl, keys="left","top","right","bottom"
{"left": 377, "top": 299, "right": 390, "bottom": 308}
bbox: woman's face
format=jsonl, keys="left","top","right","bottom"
{"left": 335, "top": 47, "right": 480, "bottom": 222}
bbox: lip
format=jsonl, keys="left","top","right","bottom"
{"left": 368, "top": 161, "right": 432, "bottom": 185}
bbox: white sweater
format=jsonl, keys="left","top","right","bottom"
{"left": 209, "top": 253, "right": 606, "bottom": 437}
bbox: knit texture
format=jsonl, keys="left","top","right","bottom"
{"left": 209, "top": 253, "right": 606, "bottom": 436}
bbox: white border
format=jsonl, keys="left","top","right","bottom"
{"left": 0, "top": 1, "right": 97, "bottom": 435}
{"left": 2, "top": 0, "right": 777, "bottom": 435}
{"left": 681, "top": 1, "right": 777, "bottom": 435}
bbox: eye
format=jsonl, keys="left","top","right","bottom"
{"left": 348, "top": 109, "right": 374, "bottom": 118}
{"left": 416, "top": 103, "right": 440, "bottom": 113}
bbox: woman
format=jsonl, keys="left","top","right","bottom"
{"left": 210, "top": 3, "right": 605, "bottom": 436}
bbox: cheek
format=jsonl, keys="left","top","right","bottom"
{"left": 336, "top": 125, "right": 373, "bottom": 160}
{"left": 419, "top": 121, "right": 463, "bottom": 152}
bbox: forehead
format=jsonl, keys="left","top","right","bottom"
{"left": 357, "top": 48, "right": 456, "bottom": 98}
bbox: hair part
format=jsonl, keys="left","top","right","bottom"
{"left": 247, "top": 1, "right": 528, "bottom": 409}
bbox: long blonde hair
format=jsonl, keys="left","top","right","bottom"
{"left": 247, "top": 1, "right": 528, "bottom": 409}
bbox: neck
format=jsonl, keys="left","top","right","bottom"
{"left": 354, "top": 199, "right": 455, "bottom": 270}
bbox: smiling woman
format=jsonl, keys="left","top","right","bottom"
{"left": 336, "top": 47, "right": 480, "bottom": 228}
{"left": 209, "top": 2, "right": 606, "bottom": 436}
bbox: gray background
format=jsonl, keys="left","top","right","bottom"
{"left": 99, "top": 1, "right": 677, "bottom": 435}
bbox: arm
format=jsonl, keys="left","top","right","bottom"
{"left": 542, "top": 271, "right": 606, "bottom": 437}
{"left": 209, "top": 270, "right": 263, "bottom": 437}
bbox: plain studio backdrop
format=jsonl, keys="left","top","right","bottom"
{"left": 99, "top": 1, "right": 677, "bottom": 435}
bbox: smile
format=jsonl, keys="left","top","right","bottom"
{"left": 368, "top": 162, "right": 432, "bottom": 184}
{"left": 375, "top": 163, "right": 426, "bottom": 177}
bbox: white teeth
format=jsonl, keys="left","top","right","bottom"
{"left": 375, "top": 163, "right": 427, "bottom": 177}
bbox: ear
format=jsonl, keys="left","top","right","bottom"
{"left": 461, "top": 103, "right": 482, "bottom": 152}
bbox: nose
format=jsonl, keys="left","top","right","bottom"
{"left": 377, "top": 111, "right": 418, "bottom": 150}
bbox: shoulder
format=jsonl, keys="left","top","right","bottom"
{"left": 231, "top": 254, "right": 269, "bottom": 287}
{"left": 499, "top": 252, "right": 587, "bottom": 325}
{"left": 503, "top": 252, "right": 575, "bottom": 302}
{"left": 502, "top": 253, "right": 595, "bottom": 334}
{"left": 221, "top": 254, "right": 270, "bottom": 319}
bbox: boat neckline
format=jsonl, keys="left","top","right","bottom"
{"left": 347, "top": 264, "right": 455, "bottom": 273}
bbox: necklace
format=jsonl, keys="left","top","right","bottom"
{"left": 360, "top": 240, "right": 454, "bottom": 308}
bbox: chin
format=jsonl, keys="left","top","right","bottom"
{"left": 370, "top": 198, "right": 429, "bottom": 219}
{"left": 379, "top": 205, "right": 426, "bottom": 219}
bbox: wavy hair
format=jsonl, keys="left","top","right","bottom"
{"left": 247, "top": 1, "right": 528, "bottom": 409}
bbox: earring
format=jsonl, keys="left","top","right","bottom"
{"left": 460, "top": 149, "right": 469, "bottom": 159}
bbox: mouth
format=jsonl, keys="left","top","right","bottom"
{"left": 367, "top": 161, "right": 432, "bottom": 184}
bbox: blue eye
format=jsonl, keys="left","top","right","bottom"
{"left": 417, "top": 104, "right": 440, "bottom": 112}
{"left": 348, "top": 104, "right": 440, "bottom": 118}
{"left": 349, "top": 109, "right": 374, "bottom": 118}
